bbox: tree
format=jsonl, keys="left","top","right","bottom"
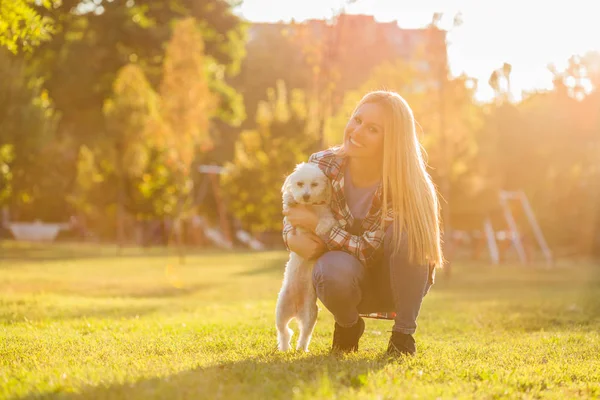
{"left": 0, "top": 49, "right": 60, "bottom": 220}
{"left": 221, "top": 81, "right": 319, "bottom": 234}
{"left": 0, "top": 0, "right": 54, "bottom": 54}
{"left": 24, "top": 0, "right": 246, "bottom": 222}
{"left": 102, "top": 63, "right": 161, "bottom": 247}
{"left": 488, "top": 62, "right": 513, "bottom": 104}
{"left": 158, "top": 17, "right": 215, "bottom": 252}
{"left": 32, "top": 0, "right": 245, "bottom": 142}
{"left": 233, "top": 22, "right": 311, "bottom": 130}
{"left": 0, "top": 144, "right": 14, "bottom": 205}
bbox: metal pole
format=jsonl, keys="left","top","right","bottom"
{"left": 499, "top": 191, "right": 527, "bottom": 264}
{"left": 518, "top": 190, "right": 553, "bottom": 267}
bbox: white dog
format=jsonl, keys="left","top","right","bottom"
{"left": 276, "top": 162, "right": 337, "bottom": 352}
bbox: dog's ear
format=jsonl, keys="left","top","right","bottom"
{"left": 281, "top": 172, "right": 296, "bottom": 207}
{"left": 281, "top": 172, "right": 292, "bottom": 195}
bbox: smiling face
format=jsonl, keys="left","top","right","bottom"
{"left": 285, "top": 163, "right": 331, "bottom": 205}
{"left": 343, "top": 102, "right": 386, "bottom": 161}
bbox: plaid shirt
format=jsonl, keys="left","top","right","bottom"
{"left": 282, "top": 147, "right": 394, "bottom": 266}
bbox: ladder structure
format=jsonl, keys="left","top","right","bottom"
{"left": 486, "top": 190, "right": 553, "bottom": 266}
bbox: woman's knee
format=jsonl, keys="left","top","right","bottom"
{"left": 312, "top": 251, "right": 364, "bottom": 289}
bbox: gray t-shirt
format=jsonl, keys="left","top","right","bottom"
{"left": 344, "top": 164, "right": 380, "bottom": 233}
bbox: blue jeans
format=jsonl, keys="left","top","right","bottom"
{"left": 312, "top": 226, "right": 435, "bottom": 334}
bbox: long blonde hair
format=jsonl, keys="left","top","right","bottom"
{"left": 339, "top": 91, "right": 444, "bottom": 268}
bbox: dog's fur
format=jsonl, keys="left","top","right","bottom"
{"left": 276, "top": 162, "right": 337, "bottom": 352}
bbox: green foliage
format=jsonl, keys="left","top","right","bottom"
{"left": 135, "top": 148, "right": 180, "bottom": 218}
{"left": 31, "top": 0, "right": 246, "bottom": 142}
{"left": 221, "top": 81, "right": 319, "bottom": 232}
{"left": 103, "top": 63, "right": 161, "bottom": 178}
{"left": 17, "top": 0, "right": 247, "bottom": 223}
{"left": 68, "top": 145, "right": 100, "bottom": 218}
{"left": 0, "top": 49, "right": 60, "bottom": 217}
{"left": 233, "top": 24, "right": 311, "bottom": 129}
{"left": 0, "top": 0, "right": 55, "bottom": 54}
{"left": 65, "top": 64, "right": 164, "bottom": 238}
{"left": 160, "top": 18, "right": 213, "bottom": 170}
{"left": 158, "top": 17, "right": 215, "bottom": 222}
{"left": 0, "top": 0, "right": 245, "bottom": 223}
{"left": 0, "top": 144, "right": 14, "bottom": 203}
{"left": 1, "top": 243, "right": 599, "bottom": 399}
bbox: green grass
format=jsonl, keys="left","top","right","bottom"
{"left": 1, "top": 241, "right": 599, "bottom": 399}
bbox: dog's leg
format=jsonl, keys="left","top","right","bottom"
{"left": 275, "top": 289, "right": 295, "bottom": 351}
{"left": 296, "top": 286, "right": 318, "bottom": 352}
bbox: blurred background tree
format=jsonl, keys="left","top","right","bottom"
{"left": 12, "top": 0, "right": 247, "bottom": 225}
{"left": 0, "top": 49, "right": 60, "bottom": 221}
{"left": 157, "top": 17, "right": 215, "bottom": 250}
{"left": 101, "top": 63, "right": 161, "bottom": 246}
{"left": 0, "top": 0, "right": 55, "bottom": 54}
{"left": 221, "top": 81, "right": 319, "bottom": 234}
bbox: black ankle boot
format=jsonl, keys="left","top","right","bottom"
{"left": 331, "top": 317, "right": 365, "bottom": 353}
{"left": 386, "top": 331, "right": 416, "bottom": 356}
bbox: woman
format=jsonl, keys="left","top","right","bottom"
{"left": 283, "top": 90, "right": 443, "bottom": 356}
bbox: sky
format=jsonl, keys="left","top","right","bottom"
{"left": 234, "top": 0, "right": 600, "bottom": 102}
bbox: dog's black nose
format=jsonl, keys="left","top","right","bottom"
{"left": 303, "top": 194, "right": 310, "bottom": 201}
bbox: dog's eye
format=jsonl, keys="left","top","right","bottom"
{"left": 311, "top": 182, "right": 318, "bottom": 188}
{"left": 296, "top": 182, "right": 304, "bottom": 188}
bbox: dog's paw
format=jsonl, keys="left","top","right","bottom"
{"left": 296, "top": 344, "right": 311, "bottom": 353}
{"left": 278, "top": 343, "right": 291, "bottom": 352}
{"left": 282, "top": 191, "right": 296, "bottom": 207}
{"left": 315, "top": 218, "right": 337, "bottom": 236}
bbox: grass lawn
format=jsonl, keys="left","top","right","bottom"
{"left": 1, "top": 241, "right": 599, "bottom": 399}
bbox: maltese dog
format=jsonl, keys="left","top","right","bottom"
{"left": 276, "top": 162, "right": 336, "bottom": 352}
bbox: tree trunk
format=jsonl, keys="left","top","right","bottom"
{"left": 174, "top": 213, "right": 186, "bottom": 265}
{"left": 116, "top": 175, "right": 125, "bottom": 254}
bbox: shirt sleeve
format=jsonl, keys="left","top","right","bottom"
{"left": 282, "top": 217, "right": 295, "bottom": 250}
{"left": 322, "top": 209, "right": 393, "bottom": 266}
{"left": 322, "top": 224, "right": 384, "bottom": 266}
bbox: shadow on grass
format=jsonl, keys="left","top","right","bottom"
{"left": 0, "top": 243, "right": 142, "bottom": 263}
{"left": 0, "top": 303, "right": 160, "bottom": 324}
{"left": 0, "top": 282, "right": 217, "bottom": 323}
{"left": 0, "top": 241, "right": 263, "bottom": 264}
{"left": 80, "top": 282, "right": 217, "bottom": 299}
{"left": 235, "top": 257, "right": 286, "bottom": 277}
{"left": 0, "top": 281, "right": 217, "bottom": 300}
{"left": 23, "top": 354, "right": 393, "bottom": 400}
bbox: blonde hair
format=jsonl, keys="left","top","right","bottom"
{"left": 338, "top": 91, "right": 444, "bottom": 268}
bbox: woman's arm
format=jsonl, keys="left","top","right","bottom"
{"left": 285, "top": 206, "right": 393, "bottom": 266}
{"left": 286, "top": 230, "right": 327, "bottom": 260}
{"left": 282, "top": 217, "right": 295, "bottom": 250}
{"left": 320, "top": 224, "right": 385, "bottom": 266}
{"left": 282, "top": 207, "right": 327, "bottom": 259}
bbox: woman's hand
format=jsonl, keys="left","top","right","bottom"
{"left": 283, "top": 205, "right": 319, "bottom": 232}
{"left": 286, "top": 230, "right": 327, "bottom": 260}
